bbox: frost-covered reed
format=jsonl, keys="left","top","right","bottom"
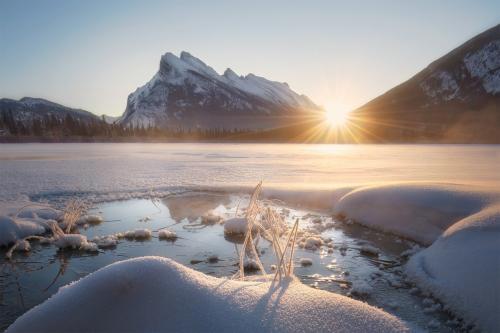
{"left": 233, "top": 182, "right": 300, "bottom": 282}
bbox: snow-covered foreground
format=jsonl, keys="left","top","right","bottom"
{"left": 7, "top": 256, "right": 409, "bottom": 333}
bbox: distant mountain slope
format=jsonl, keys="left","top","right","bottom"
{"left": 120, "top": 52, "right": 321, "bottom": 129}
{"left": 0, "top": 97, "right": 104, "bottom": 137}
{"left": 352, "top": 24, "right": 500, "bottom": 143}
{"left": 0, "top": 97, "right": 100, "bottom": 123}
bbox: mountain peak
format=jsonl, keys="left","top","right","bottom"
{"left": 19, "top": 97, "right": 65, "bottom": 108}
{"left": 159, "top": 51, "right": 219, "bottom": 79}
{"left": 223, "top": 68, "right": 239, "bottom": 80}
{"left": 121, "top": 51, "right": 320, "bottom": 129}
{"left": 20, "top": 97, "right": 49, "bottom": 104}
{"left": 179, "top": 51, "right": 196, "bottom": 62}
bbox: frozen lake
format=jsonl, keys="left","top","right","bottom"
{"left": 1, "top": 143, "right": 499, "bottom": 332}
{"left": 0, "top": 143, "right": 499, "bottom": 201}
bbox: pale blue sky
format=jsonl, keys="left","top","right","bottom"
{"left": 1, "top": 0, "right": 499, "bottom": 116}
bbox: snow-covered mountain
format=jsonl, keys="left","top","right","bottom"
{"left": 120, "top": 52, "right": 321, "bottom": 129}
{"left": 0, "top": 97, "right": 100, "bottom": 124}
{"left": 353, "top": 24, "right": 500, "bottom": 142}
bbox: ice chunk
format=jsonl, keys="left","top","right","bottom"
{"left": 158, "top": 229, "right": 177, "bottom": 241}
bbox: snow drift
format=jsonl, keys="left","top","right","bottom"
{"left": 332, "top": 183, "right": 497, "bottom": 244}
{"left": 7, "top": 256, "right": 409, "bottom": 333}
{"left": 268, "top": 182, "right": 500, "bottom": 331}
{"left": 0, "top": 201, "right": 61, "bottom": 247}
{"left": 406, "top": 204, "right": 500, "bottom": 332}
{"left": 0, "top": 216, "right": 47, "bottom": 247}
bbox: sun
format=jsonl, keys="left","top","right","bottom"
{"left": 324, "top": 106, "right": 351, "bottom": 128}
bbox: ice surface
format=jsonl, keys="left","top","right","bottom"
{"left": 350, "top": 280, "right": 373, "bottom": 296}
{"left": 7, "top": 257, "right": 410, "bottom": 333}
{"left": 1, "top": 144, "right": 498, "bottom": 202}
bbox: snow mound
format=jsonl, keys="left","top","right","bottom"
{"left": 0, "top": 216, "right": 48, "bottom": 247}
{"left": 158, "top": 229, "right": 177, "bottom": 241}
{"left": 7, "top": 257, "right": 409, "bottom": 333}
{"left": 16, "top": 207, "right": 62, "bottom": 221}
{"left": 333, "top": 183, "right": 496, "bottom": 244}
{"left": 54, "top": 234, "right": 98, "bottom": 252}
{"left": 224, "top": 217, "right": 252, "bottom": 235}
{"left": 301, "top": 236, "right": 323, "bottom": 251}
{"left": 405, "top": 204, "right": 500, "bottom": 332}
{"left": 118, "top": 229, "right": 152, "bottom": 240}
{"left": 91, "top": 235, "right": 118, "bottom": 249}
{"left": 201, "top": 213, "right": 222, "bottom": 225}
{"left": 77, "top": 214, "right": 103, "bottom": 225}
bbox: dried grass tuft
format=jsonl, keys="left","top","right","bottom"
{"left": 233, "top": 182, "right": 300, "bottom": 282}
{"left": 62, "top": 200, "right": 87, "bottom": 234}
